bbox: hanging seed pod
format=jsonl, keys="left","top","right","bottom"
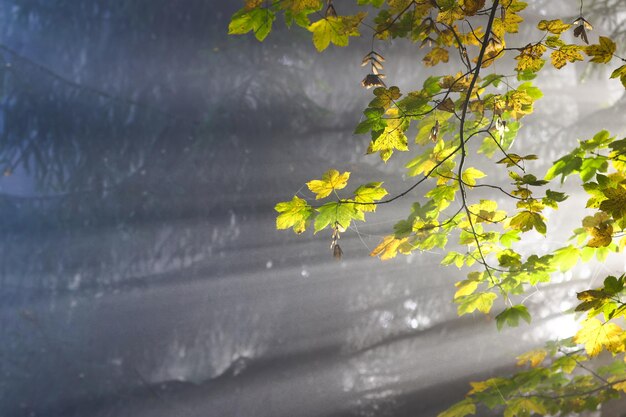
{"left": 573, "top": 17, "right": 592, "bottom": 44}
{"left": 429, "top": 120, "right": 440, "bottom": 142}
{"left": 333, "top": 244, "right": 343, "bottom": 260}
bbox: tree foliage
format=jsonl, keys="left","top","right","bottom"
{"left": 230, "top": 0, "right": 626, "bottom": 415}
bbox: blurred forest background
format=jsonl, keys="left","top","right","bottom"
{"left": 0, "top": 1, "right": 625, "bottom": 416}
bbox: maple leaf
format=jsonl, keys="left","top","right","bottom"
{"left": 307, "top": 169, "right": 351, "bottom": 199}
{"left": 587, "top": 223, "right": 613, "bottom": 248}
{"left": 314, "top": 202, "right": 364, "bottom": 232}
{"left": 370, "top": 235, "right": 406, "bottom": 260}
{"left": 228, "top": 8, "right": 276, "bottom": 41}
{"left": 574, "top": 318, "right": 624, "bottom": 356}
{"left": 551, "top": 45, "right": 584, "bottom": 69}
{"left": 460, "top": 0, "right": 485, "bottom": 16}
{"left": 280, "top": 0, "right": 322, "bottom": 13}
{"left": 423, "top": 47, "right": 450, "bottom": 67}
{"left": 437, "top": 400, "right": 476, "bottom": 417}
{"left": 610, "top": 64, "right": 626, "bottom": 88}
{"left": 516, "top": 349, "right": 547, "bottom": 367}
{"left": 514, "top": 43, "right": 546, "bottom": 73}
{"left": 457, "top": 292, "right": 497, "bottom": 315}
{"left": 308, "top": 14, "right": 365, "bottom": 51}
{"left": 353, "top": 182, "right": 388, "bottom": 212}
{"left": 275, "top": 196, "right": 313, "bottom": 233}
{"left": 367, "top": 116, "right": 409, "bottom": 162}
{"left": 585, "top": 36, "right": 616, "bottom": 64}
{"left": 461, "top": 167, "right": 486, "bottom": 187}
{"left": 537, "top": 19, "right": 571, "bottom": 34}
{"left": 599, "top": 184, "right": 626, "bottom": 220}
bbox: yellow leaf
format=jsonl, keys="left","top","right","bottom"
{"left": 537, "top": 19, "right": 571, "bottom": 34}
{"left": 460, "top": 0, "right": 485, "bottom": 16}
{"left": 612, "top": 380, "right": 626, "bottom": 393}
{"left": 423, "top": 47, "right": 449, "bottom": 67}
{"left": 514, "top": 43, "right": 546, "bottom": 72}
{"left": 585, "top": 36, "right": 617, "bottom": 64}
{"left": 461, "top": 167, "right": 486, "bottom": 187}
{"left": 370, "top": 235, "right": 407, "bottom": 260}
{"left": 454, "top": 280, "right": 479, "bottom": 299}
{"left": 367, "top": 118, "right": 409, "bottom": 162}
{"left": 516, "top": 349, "right": 547, "bottom": 367}
{"left": 275, "top": 196, "right": 313, "bottom": 233}
{"left": 574, "top": 318, "right": 624, "bottom": 356}
{"left": 587, "top": 223, "right": 613, "bottom": 248}
{"left": 306, "top": 169, "right": 350, "bottom": 199}
{"left": 551, "top": 45, "right": 584, "bottom": 69}
{"left": 280, "top": 0, "right": 322, "bottom": 12}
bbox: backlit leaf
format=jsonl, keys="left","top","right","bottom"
{"left": 307, "top": 169, "right": 351, "bottom": 199}
{"left": 574, "top": 318, "right": 623, "bottom": 356}
{"left": 275, "top": 196, "right": 313, "bottom": 233}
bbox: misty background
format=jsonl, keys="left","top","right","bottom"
{"left": 0, "top": 1, "right": 625, "bottom": 416}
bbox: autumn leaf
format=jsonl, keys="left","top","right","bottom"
{"left": 574, "top": 318, "right": 624, "bottom": 356}
{"left": 370, "top": 235, "right": 406, "bottom": 260}
{"left": 307, "top": 169, "right": 351, "bottom": 199}
{"left": 275, "top": 196, "right": 313, "bottom": 233}
{"left": 508, "top": 211, "right": 547, "bottom": 234}
{"left": 610, "top": 64, "right": 626, "bottom": 88}
{"left": 537, "top": 19, "right": 571, "bottom": 34}
{"left": 516, "top": 349, "right": 547, "bottom": 367}
{"left": 587, "top": 223, "right": 613, "bottom": 248}
{"left": 599, "top": 184, "right": 626, "bottom": 220}
{"left": 585, "top": 36, "right": 617, "bottom": 64}
{"left": 423, "top": 47, "right": 450, "bottom": 67}
{"left": 551, "top": 45, "right": 584, "bottom": 69}
{"left": 457, "top": 292, "right": 497, "bottom": 315}
{"left": 280, "top": 0, "right": 322, "bottom": 13}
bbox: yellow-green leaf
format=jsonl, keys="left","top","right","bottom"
{"left": 308, "top": 14, "right": 365, "bottom": 51}
{"left": 353, "top": 182, "right": 388, "bottom": 212}
{"left": 461, "top": 167, "right": 486, "bottom": 187}
{"left": 437, "top": 400, "right": 476, "bottom": 417}
{"left": 457, "top": 292, "right": 497, "bottom": 315}
{"left": 275, "top": 196, "right": 313, "bottom": 233}
{"left": 307, "top": 169, "right": 350, "bottom": 199}
{"left": 574, "top": 318, "right": 624, "bottom": 356}
{"left": 516, "top": 349, "right": 547, "bottom": 367}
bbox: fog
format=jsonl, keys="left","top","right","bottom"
{"left": 0, "top": 1, "right": 625, "bottom": 416}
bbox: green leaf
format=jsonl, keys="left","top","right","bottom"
{"left": 314, "top": 202, "right": 363, "bottom": 233}
{"left": 437, "top": 400, "right": 476, "bottom": 417}
{"left": 275, "top": 196, "right": 313, "bottom": 233}
{"left": 308, "top": 14, "right": 365, "bottom": 51}
{"left": 495, "top": 305, "right": 532, "bottom": 330}
{"left": 228, "top": 8, "right": 276, "bottom": 41}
